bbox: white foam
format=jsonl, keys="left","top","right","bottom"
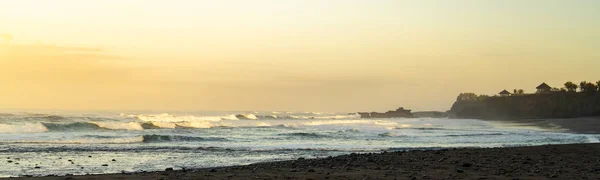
{"left": 397, "top": 124, "right": 413, "bottom": 128}
{"left": 290, "top": 114, "right": 360, "bottom": 120}
{"left": 256, "top": 122, "right": 271, "bottom": 127}
{"left": 123, "top": 113, "right": 237, "bottom": 122}
{"left": 0, "top": 123, "right": 49, "bottom": 133}
{"left": 92, "top": 122, "right": 144, "bottom": 131}
{"left": 221, "top": 115, "right": 239, "bottom": 120}
{"left": 587, "top": 136, "right": 600, "bottom": 143}
{"left": 239, "top": 114, "right": 258, "bottom": 120}
{"left": 175, "top": 121, "right": 215, "bottom": 129}
{"left": 302, "top": 120, "right": 397, "bottom": 126}
{"left": 150, "top": 122, "right": 177, "bottom": 129}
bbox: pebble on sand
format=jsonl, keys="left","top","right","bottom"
{"left": 462, "top": 163, "right": 473, "bottom": 167}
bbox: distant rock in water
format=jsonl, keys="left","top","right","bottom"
{"left": 413, "top": 111, "right": 446, "bottom": 118}
{"left": 358, "top": 107, "right": 415, "bottom": 118}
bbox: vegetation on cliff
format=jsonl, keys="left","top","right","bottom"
{"left": 450, "top": 81, "right": 600, "bottom": 119}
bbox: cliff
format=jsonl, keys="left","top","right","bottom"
{"left": 449, "top": 92, "right": 600, "bottom": 120}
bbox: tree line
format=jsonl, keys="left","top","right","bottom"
{"left": 457, "top": 80, "right": 600, "bottom": 102}
{"left": 563, "top": 81, "right": 600, "bottom": 94}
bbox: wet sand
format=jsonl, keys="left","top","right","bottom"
{"left": 15, "top": 143, "right": 600, "bottom": 180}
{"left": 537, "top": 117, "right": 600, "bottom": 134}
{"left": 495, "top": 116, "right": 600, "bottom": 134}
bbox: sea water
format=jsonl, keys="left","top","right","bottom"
{"left": 0, "top": 110, "right": 597, "bottom": 177}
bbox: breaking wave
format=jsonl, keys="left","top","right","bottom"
{"left": 122, "top": 112, "right": 360, "bottom": 122}
{"left": 43, "top": 122, "right": 101, "bottom": 131}
{"left": 92, "top": 121, "right": 144, "bottom": 131}
{"left": 141, "top": 122, "right": 177, "bottom": 129}
{"left": 1, "top": 119, "right": 404, "bottom": 133}
{"left": 124, "top": 113, "right": 238, "bottom": 122}
{"left": 41, "top": 122, "right": 145, "bottom": 131}
{"left": 0, "top": 112, "right": 373, "bottom": 134}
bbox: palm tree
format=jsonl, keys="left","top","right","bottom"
{"left": 564, "top": 81, "right": 578, "bottom": 92}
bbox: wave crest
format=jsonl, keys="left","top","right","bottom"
{"left": 91, "top": 122, "right": 144, "bottom": 131}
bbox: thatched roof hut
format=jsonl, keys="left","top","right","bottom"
{"left": 499, "top": 89, "right": 511, "bottom": 96}
{"left": 536, "top": 82, "right": 551, "bottom": 93}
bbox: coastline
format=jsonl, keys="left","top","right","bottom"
{"left": 15, "top": 143, "right": 600, "bottom": 180}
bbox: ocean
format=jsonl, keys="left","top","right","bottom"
{"left": 0, "top": 110, "right": 597, "bottom": 177}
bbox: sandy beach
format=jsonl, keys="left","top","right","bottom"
{"left": 14, "top": 143, "right": 600, "bottom": 180}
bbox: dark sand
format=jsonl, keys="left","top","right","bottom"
{"left": 15, "top": 143, "right": 600, "bottom": 180}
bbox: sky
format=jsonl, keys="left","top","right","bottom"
{"left": 0, "top": 0, "right": 599, "bottom": 112}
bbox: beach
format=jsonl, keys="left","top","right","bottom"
{"left": 2, "top": 112, "right": 600, "bottom": 179}
{"left": 17, "top": 143, "right": 600, "bottom": 180}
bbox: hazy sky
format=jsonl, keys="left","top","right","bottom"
{"left": 1, "top": 0, "right": 599, "bottom": 112}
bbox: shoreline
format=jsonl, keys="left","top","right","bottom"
{"left": 15, "top": 143, "right": 600, "bottom": 180}
{"left": 486, "top": 116, "right": 600, "bottom": 134}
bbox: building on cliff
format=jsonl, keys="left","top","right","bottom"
{"left": 536, "top": 83, "right": 552, "bottom": 93}
{"left": 499, "top": 90, "right": 511, "bottom": 97}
